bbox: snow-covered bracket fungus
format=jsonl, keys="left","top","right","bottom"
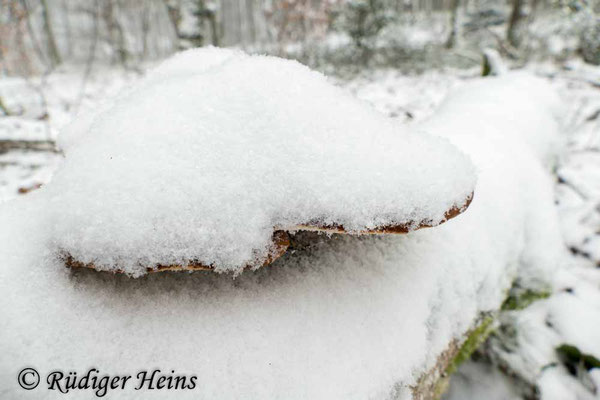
{"left": 49, "top": 48, "right": 475, "bottom": 276}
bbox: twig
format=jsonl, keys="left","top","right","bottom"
{"left": 20, "top": 0, "right": 51, "bottom": 73}
{"left": 557, "top": 174, "right": 589, "bottom": 201}
{"left": 586, "top": 109, "right": 600, "bottom": 122}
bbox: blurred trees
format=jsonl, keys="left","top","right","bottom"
{"left": 340, "top": 0, "right": 388, "bottom": 60}
{"left": 0, "top": 0, "right": 598, "bottom": 75}
{"left": 0, "top": 0, "right": 178, "bottom": 75}
{"left": 581, "top": 19, "right": 600, "bottom": 64}
{"left": 507, "top": 0, "right": 525, "bottom": 48}
{"left": 40, "top": 0, "right": 61, "bottom": 66}
{"left": 445, "top": 0, "right": 460, "bottom": 48}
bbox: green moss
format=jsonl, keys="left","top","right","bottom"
{"left": 481, "top": 58, "right": 492, "bottom": 77}
{"left": 445, "top": 316, "right": 495, "bottom": 376}
{"left": 501, "top": 288, "right": 551, "bottom": 311}
{"left": 557, "top": 344, "right": 600, "bottom": 370}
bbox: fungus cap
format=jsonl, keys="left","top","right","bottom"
{"left": 49, "top": 48, "right": 476, "bottom": 276}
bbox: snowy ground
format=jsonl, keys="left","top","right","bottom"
{"left": 0, "top": 59, "right": 599, "bottom": 398}
{"left": 0, "top": 67, "right": 142, "bottom": 200}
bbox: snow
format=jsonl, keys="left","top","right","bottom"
{"left": 443, "top": 61, "right": 600, "bottom": 400}
{"left": 45, "top": 48, "right": 476, "bottom": 275}
{"left": 422, "top": 72, "right": 564, "bottom": 169}
{"left": 0, "top": 151, "right": 60, "bottom": 200}
{"left": 419, "top": 73, "right": 565, "bottom": 290}
{"left": 445, "top": 361, "right": 522, "bottom": 400}
{"left": 342, "top": 69, "right": 467, "bottom": 123}
{"left": 549, "top": 289, "right": 600, "bottom": 358}
{"left": 482, "top": 48, "right": 508, "bottom": 76}
{"left": 554, "top": 62, "right": 600, "bottom": 266}
{"left": 0, "top": 117, "right": 52, "bottom": 141}
{"left": 0, "top": 63, "right": 565, "bottom": 398}
{"left": 538, "top": 366, "right": 596, "bottom": 400}
{"left": 483, "top": 265, "right": 600, "bottom": 399}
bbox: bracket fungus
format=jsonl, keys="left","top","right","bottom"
{"left": 50, "top": 48, "right": 475, "bottom": 276}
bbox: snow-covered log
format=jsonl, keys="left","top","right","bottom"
{"left": 0, "top": 52, "right": 565, "bottom": 399}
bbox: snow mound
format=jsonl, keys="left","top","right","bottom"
{"left": 426, "top": 72, "right": 564, "bottom": 169}
{"left": 47, "top": 48, "right": 475, "bottom": 275}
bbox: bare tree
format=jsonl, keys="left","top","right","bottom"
{"left": 101, "top": 0, "right": 127, "bottom": 67}
{"left": 61, "top": 0, "right": 73, "bottom": 58}
{"left": 245, "top": 0, "right": 256, "bottom": 44}
{"left": 164, "top": 0, "right": 191, "bottom": 50}
{"left": 141, "top": 1, "right": 151, "bottom": 59}
{"left": 203, "top": 1, "right": 219, "bottom": 46}
{"left": 76, "top": 0, "right": 100, "bottom": 111}
{"left": 507, "top": 0, "right": 525, "bottom": 48}
{"left": 0, "top": 1, "right": 32, "bottom": 75}
{"left": 20, "top": 0, "right": 52, "bottom": 72}
{"left": 446, "top": 0, "right": 461, "bottom": 48}
{"left": 40, "top": 0, "right": 61, "bottom": 66}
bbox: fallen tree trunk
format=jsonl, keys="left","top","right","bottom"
{"left": 405, "top": 73, "right": 564, "bottom": 399}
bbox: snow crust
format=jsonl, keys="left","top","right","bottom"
{"left": 0, "top": 71, "right": 564, "bottom": 399}
{"left": 50, "top": 48, "right": 476, "bottom": 275}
